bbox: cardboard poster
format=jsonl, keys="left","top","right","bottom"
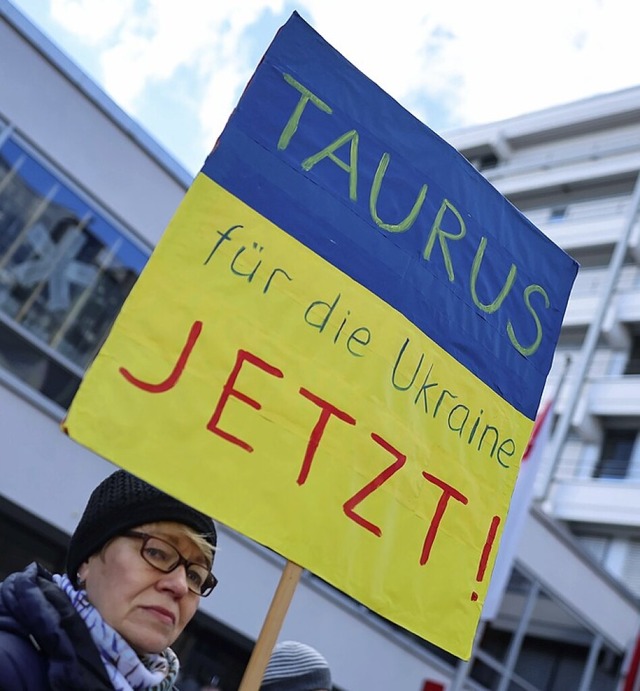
{"left": 64, "top": 12, "right": 578, "bottom": 658}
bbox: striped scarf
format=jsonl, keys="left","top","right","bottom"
{"left": 53, "top": 574, "right": 180, "bottom": 691}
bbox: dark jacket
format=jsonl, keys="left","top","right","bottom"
{"left": 0, "top": 562, "right": 112, "bottom": 690}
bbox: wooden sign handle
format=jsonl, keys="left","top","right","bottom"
{"left": 238, "top": 560, "right": 304, "bottom": 691}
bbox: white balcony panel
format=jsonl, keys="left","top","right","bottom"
{"left": 444, "top": 87, "right": 640, "bottom": 153}
{"left": 539, "top": 218, "right": 623, "bottom": 250}
{"left": 486, "top": 152, "right": 640, "bottom": 196}
{"left": 562, "top": 268, "right": 640, "bottom": 329}
{"left": 619, "top": 291, "right": 640, "bottom": 322}
{"left": 587, "top": 375, "right": 640, "bottom": 416}
{"left": 546, "top": 479, "right": 640, "bottom": 526}
{"left": 562, "top": 293, "right": 600, "bottom": 327}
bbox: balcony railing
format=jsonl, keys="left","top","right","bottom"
{"left": 587, "top": 375, "right": 640, "bottom": 416}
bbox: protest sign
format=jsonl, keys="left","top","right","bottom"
{"left": 63, "top": 12, "right": 578, "bottom": 659}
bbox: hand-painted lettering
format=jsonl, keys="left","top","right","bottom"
{"left": 391, "top": 338, "right": 515, "bottom": 468}
{"left": 470, "top": 236, "right": 517, "bottom": 313}
{"left": 471, "top": 515, "right": 501, "bottom": 601}
{"left": 343, "top": 432, "right": 407, "bottom": 537}
{"left": 277, "top": 74, "right": 333, "bottom": 151}
{"left": 119, "top": 320, "right": 203, "bottom": 393}
{"left": 207, "top": 349, "right": 284, "bottom": 452}
{"left": 369, "top": 152, "right": 427, "bottom": 232}
{"left": 420, "top": 472, "right": 469, "bottom": 566}
{"left": 278, "top": 74, "right": 552, "bottom": 357}
{"left": 297, "top": 387, "right": 356, "bottom": 484}
{"left": 304, "top": 293, "right": 371, "bottom": 357}
{"left": 302, "top": 130, "right": 359, "bottom": 202}
{"left": 413, "top": 363, "right": 437, "bottom": 412}
{"left": 204, "top": 225, "right": 293, "bottom": 295}
{"left": 507, "top": 284, "right": 550, "bottom": 356}
{"left": 422, "top": 199, "right": 466, "bottom": 282}
{"left": 117, "top": 320, "right": 509, "bottom": 574}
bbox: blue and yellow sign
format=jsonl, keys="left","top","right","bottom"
{"left": 64, "top": 13, "right": 578, "bottom": 658}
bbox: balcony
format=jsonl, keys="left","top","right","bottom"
{"left": 539, "top": 216, "right": 625, "bottom": 251}
{"left": 486, "top": 150, "right": 640, "bottom": 198}
{"left": 562, "top": 267, "right": 640, "bottom": 329}
{"left": 544, "top": 478, "right": 640, "bottom": 526}
{"left": 562, "top": 293, "right": 601, "bottom": 329}
{"left": 586, "top": 375, "right": 640, "bottom": 416}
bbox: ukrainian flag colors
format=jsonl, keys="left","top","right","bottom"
{"left": 64, "top": 13, "right": 577, "bottom": 659}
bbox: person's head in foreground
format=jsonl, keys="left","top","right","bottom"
{"left": 260, "top": 641, "right": 332, "bottom": 691}
{"left": 0, "top": 468, "right": 217, "bottom": 690}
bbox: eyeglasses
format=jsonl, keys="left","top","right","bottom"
{"left": 124, "top": 530, "right": 218, "bottom": 596}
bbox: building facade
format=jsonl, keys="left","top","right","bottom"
{"left": 445, "top": 84, "right": 640, "bottom": 595}
{"left": 444, "top": 83, "right": 640, "bottom": 690}
{"left": 0, "top": 1, "right": 639, "bottom": 689}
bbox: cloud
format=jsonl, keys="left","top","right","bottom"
{"left": 34, "top": 0, "right": 640, "bottom": 173}
{"left": 45, "top": 0, "right": 291, "bottom": 165}
{"left": 50, "top": 0, "right": 135, "bottom": 44}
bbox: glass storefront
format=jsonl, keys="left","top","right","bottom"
{"left": 0, "top": 122, "right": 148, "bottom": 409}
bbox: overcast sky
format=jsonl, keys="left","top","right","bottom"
{"left": 9, "top": 0, "right": 639, "bottom": 176}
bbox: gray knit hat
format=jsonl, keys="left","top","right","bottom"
{"left": 66, "top": 469, "right": 217, "bottom": 585}
{"left": 261, "top": 641, "right": 332, "bottom": 691}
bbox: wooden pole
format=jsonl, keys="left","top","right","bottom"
{"left": 238, "top": 560, "right": 304, "bottom": 691}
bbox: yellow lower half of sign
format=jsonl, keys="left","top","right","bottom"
{"left": 64, "top": 173, "right": 533, "bottom": 659}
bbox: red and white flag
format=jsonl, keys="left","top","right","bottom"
{"left": 481, "top": 399, "right": 554, "bottom": 620}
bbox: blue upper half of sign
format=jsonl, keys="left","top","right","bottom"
{"left": 201, "top": 12, "right": 578, "bottom": 420}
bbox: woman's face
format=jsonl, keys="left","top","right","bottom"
{"left": 78, "top": 521, "right": 206, "bottom": 654}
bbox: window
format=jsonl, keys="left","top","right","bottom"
{"left": 465, "top": 566, "right": 623, "bottom": 691}
{"left": 625, "top": 334, "right": 640, "bottom": 375}
{"left": 478, "top": 152, "right": 499, "bottom": 170}
{"left": 593, "top": 429, "right": 637, "bottom": 479}
{"left": 549, "top": 206, "right": 567, "bottom": 222}
{"left": 173, "top": 611, "right": 252, "bottom": 690}
{"left": 577, "top": 534, "right": 611, "bottom": 564}
{"left": 0, "top": 130, "right": 149, "bottom": 409}
{"left": 0, "top": 496, "right": 67, "bottom": 578}
{"left": 622, "top": 539, "right": 640, "bottom": 597}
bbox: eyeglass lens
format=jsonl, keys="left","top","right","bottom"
{"left": 129, "top": 532, "right": 216, "bottom": 595}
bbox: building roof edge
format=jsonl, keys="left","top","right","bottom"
{"left": 0, "top": 0, "right": 193, "bottom": 191}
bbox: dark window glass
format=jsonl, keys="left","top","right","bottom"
{"left": 625, "top": 335, "right": 640, "bottom": 375}
{"left": 514, "top": 636, "right": 586, "bottom": 691}
{"left": 0, "top": 135, "right": 148, "bottom": 407}
{"left": 594, "top": 429, "right": 636, "bottom": 479}
{"left": 479, "top": 626, "right": 512, "bottom": 664}
{"left": 592, "top": 646, "right": 623, "bottom": 691}
{"left": 470, "top": 657, "right": 501, "bottom": 688}
{"left": 0, "top": 497, "right": 67, "bottom": 578}
{"left": 478, "top": 152, "right": 499, "bottom": 170}
{"left": 174, "top": 612, "right": 251, "bottom": 691}
{"left": 549, "top": 206, "right": 567, "bottom": 222}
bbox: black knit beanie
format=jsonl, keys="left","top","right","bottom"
{"left": 261, "top": 641, "right": 332, "bottom": 691}
{"left": 66, "top": 469, "right": 217, "bottom": 586}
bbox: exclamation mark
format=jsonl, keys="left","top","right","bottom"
{"left": 471, "top": 515, "right": 501, "bottom": 601}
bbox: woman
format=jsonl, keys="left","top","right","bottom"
{"left": 0, "top": 469, "right": 218, "bottom": 690}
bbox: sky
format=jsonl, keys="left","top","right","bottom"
{"left": 9, "top": 0, "right": 639, "bottom": 176}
